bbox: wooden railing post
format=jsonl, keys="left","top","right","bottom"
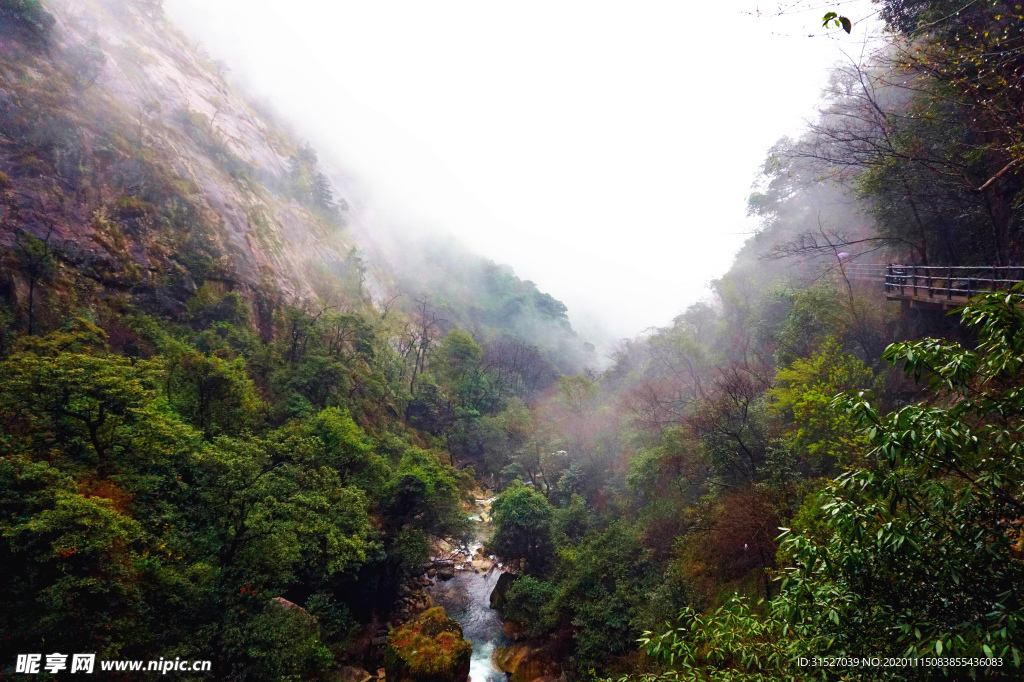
{"left": 947, "top": 267, "right": 953, "bottom": 300}
{"left": 913, "top": 266, "right": 918, "bottom": 297}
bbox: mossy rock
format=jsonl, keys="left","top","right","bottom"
{"left": 384, "top": 607, "right": 471, "bottom": 682}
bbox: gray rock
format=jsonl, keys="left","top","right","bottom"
{"left": 489, "top": 571, "right": 517, "bottom": 610}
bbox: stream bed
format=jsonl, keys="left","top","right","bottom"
{"left": 426, "top": 496, "right": 510, "bottom": 682}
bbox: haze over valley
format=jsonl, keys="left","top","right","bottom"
{"left": 162, "top": 0, "right": 880, "bottom": 340}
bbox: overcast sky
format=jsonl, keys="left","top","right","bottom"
{"left": 163, "top": 0, "right": 880, "bottom": 340}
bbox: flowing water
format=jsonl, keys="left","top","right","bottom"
{"left": 427, "top": 497, "right": 510, "bottom": 682}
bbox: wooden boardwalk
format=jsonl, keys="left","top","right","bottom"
{"left": 842, "top": 265, "right": 1024, "bottom": 309}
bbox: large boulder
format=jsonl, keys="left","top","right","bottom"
{"left": 489, "top": 571, "right": 517, "bottom": 610}
{"left": 493, "top": 644, "right": 559, "bottom": 682}
{"left": 270, "top": 596, "right": 309, "bottom": 614}
{"left": 384, "top": 607, "right": 472, "bottom": 682}
{"left": 337, "top": 667, "right": 373, "bottom": 682}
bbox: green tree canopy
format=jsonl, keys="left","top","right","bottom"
{"left": 487, "top": 479, "right": 555, "bottom": 573}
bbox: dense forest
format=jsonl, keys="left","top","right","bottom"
{"left": 2, "top": 0, "right": 1024, "bottom": 680}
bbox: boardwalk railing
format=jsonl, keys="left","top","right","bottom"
{"left": 839, "top": 264, "right": 889, "bottom": 282}
{"left": 883, "top": 265, "right": 1024, "bottom": 302}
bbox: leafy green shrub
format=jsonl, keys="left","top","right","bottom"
{"left": 305, "top": 592, "right": 354, "bottom": 640}
{"left": 502, "top": 575, "right": 557, "bottom": 636}
{"left": 221, "top": 601, "right": 334, "bottom": 682}
{"left": 768, "top": 336, "right": 873, "bottom": 474}
{"left": 487, "top": 479, "right": 554, "bottom": 573}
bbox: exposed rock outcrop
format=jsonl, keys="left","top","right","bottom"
{"left": 493, "top": 643, "right": 560, "bottom": 682}
{"left": 489, "top": 570, "right": 517, "bottom": 610}
{"left": 0, "top": 0, "right": 357, "bottom": 329}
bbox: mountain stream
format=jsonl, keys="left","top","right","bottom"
{"left": 426, "top": 495, "right": 511, "bottom": 682}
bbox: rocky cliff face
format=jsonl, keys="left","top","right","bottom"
{"left": 0, "top": 0, "right": 358, "bottom": 334}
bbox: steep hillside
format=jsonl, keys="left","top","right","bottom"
{"left": 0, "top": 0, "right": 599, "bottom": 374}
{"left": 0, "top": 0, "right": 362, "bottom": 339}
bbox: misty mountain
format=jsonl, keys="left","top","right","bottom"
{"left": 0, "top": 0, "right": 591, "bottom": 369}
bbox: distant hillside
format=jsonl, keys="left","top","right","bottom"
{"left": 361, "top": 233, "right": 597, "bottom": 375}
